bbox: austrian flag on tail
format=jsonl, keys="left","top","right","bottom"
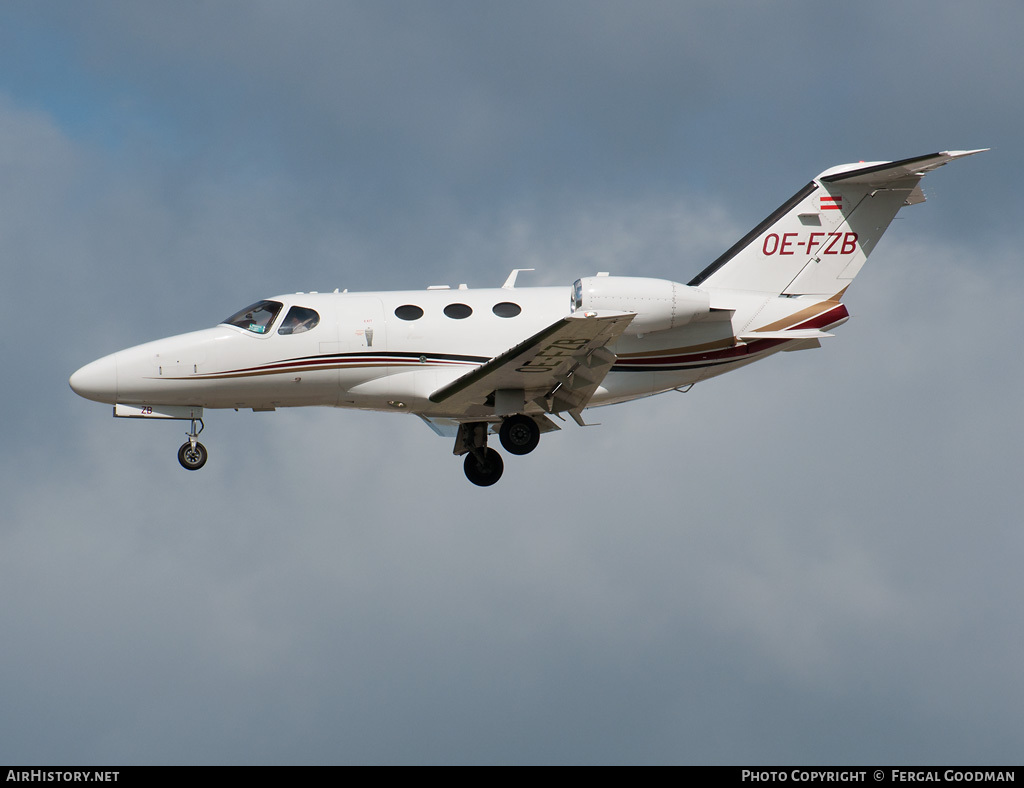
{"left": 820, "top": 195, "right": 842, "bottom": 210}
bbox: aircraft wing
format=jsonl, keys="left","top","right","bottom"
{"left": 428, "top": 312, "right": 635, "bottom": 416}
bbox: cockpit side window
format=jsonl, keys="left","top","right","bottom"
{"left": 222, "top": 300, "right": 283, "bottom": 334}
{"left": 278, "top": 306, "right": 320, "bottom": 335}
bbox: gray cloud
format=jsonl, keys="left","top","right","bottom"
{"left": 1, "top": 0, "right": 1021, "bottom": 765}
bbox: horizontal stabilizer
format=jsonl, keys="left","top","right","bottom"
{"left": 818, "top": 149, "right": 988, "bottom": 185}
{"left": 737, "top": 329, "right": 834, "bottom": 341}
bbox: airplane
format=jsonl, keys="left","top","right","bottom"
{"left": 69, "top": 150, "right": 984, "bottom": 486}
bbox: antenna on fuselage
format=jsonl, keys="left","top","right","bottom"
{"left": 502, "top": 268, "right": 535, "bottom": 288}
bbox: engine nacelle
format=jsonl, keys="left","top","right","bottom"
{"left": 571, "top": 276, "right": 710, "bottom": 335}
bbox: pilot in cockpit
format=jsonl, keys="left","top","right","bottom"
{"left": 278, "top": 306, "right": 319, "bottom": 335}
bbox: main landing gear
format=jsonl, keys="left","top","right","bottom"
{"left": 457, "top": 415, "right": 542, "bottom": 486}
{"left": 498, "top": 414, "right": 541, "bottom": 455}
{"left": 177, "top": 416, "right": 207, "bottom": 471}
{"left": 463, "top": 447, "right": 504, "bottom": 487}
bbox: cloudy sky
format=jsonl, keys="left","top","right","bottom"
{"left": 2, "top": 1, "right": 1021, "bottom": 765}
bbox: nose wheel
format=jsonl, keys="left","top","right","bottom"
{"left": 178, "top": 440, "right": 208, "bottom": 471}
{"left": 177, "top": 416, "right": 208, "bottom": 471}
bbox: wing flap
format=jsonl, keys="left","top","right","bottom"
{"left": 428, "top": 312, "right": 635, "bottom": 413}
{"left": 542, "top": 344, "right": 618, "bottom": 414}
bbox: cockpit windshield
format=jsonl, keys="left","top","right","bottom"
{"left": 222, "top": 300, "right": 283, "bottom": 334}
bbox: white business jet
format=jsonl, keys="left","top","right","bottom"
{"left": 70, "top": 150, "right": 984, "bottom": 485}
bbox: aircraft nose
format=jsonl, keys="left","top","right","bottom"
{"left": 69, "top": 354, "right": 118, "bottom": 404}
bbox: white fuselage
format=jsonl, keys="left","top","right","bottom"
{"left": 68, "top": 283, "right": 848, "bottom": 418}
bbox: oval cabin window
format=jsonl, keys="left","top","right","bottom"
{"left": 443, "top": 303, "right": 473, "bottom": 319}
{"left": 395, "top": 304, "right": 424, "bottom": 321}
{"left": 492, "top": 302, "right": 522, "bottom": 318}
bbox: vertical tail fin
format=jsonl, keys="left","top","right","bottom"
{"left": 688, "top": 150, "right": 986, "bottom": 297}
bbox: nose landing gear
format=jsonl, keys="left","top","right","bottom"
{"left": 178, "top": 440, "right": 208, "bottom": 470}
{"left": 177, "top": 416, "right": 207, "bottom": 471}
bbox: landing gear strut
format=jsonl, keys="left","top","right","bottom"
{"left": 177, "top": 416, "right": 207, "bottom": 471}
{"left": 455, "top": 421, "right": 504, "bottom": 486}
